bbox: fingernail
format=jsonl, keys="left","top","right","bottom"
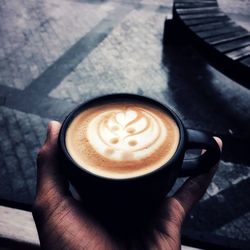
{"left": 213, "top": 137, "right": 223, "bottom": 152}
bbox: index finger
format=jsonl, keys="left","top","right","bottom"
{"left": 172, "top": 137, "right": 222, "bottom": 216}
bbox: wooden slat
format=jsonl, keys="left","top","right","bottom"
{"left": 215, "top": 36, "right": 250, "bottom": 53}
{"left": 182, "top": 247, "right": 202, "bottom": 250}
{"left": 177, "top": 7, "right": 218, "bottom": 14}
{"left": 0, "top": 206, "right": 40, "bottom": 247}
{"left": 180, "top": 12, "right": 226, "bottom": 20}
{"left": 175, "top": 2, "right": 218, "bottom": 9}
{"left": 208, "top": 33, "right": 250, "bottom": 45}
{"left": 183, "top": 15, "right": 229, "bottom": 26}
{"left": 240, "top": 56, "right": 250, "bottom": 67}
{"left": 190, "top": 21, "right": 234, "bottom": 32}
{"left": 226, "top": 45, "right": 250, "bottom": 60}
{"left": 175, "top": 0, "right": 217, "bottom": 3}
{"left": 205, "top": 30, "right": 250, "bottom": 44}
{"left": 197, "top": 25, "right": 244, "bottom": 39}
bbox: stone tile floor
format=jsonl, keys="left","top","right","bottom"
{"left": 0, "top": 0, "right": 250, "bottom": 248}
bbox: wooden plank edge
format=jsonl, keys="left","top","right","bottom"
{"left": 0, "top": 206, "right": 40, "bottom": 249}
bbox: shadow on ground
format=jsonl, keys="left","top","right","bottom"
{"left": 162, "top": 20, "right": 250, "bottom": 165}
{"left": 160, "top": 20, "right": 250, "bottom": 249}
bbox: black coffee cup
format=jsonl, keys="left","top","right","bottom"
{"left": 59, "top": 94, "right": 220, "bottom": 220}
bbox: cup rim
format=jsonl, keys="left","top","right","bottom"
{"left": 59, "top": 93, "right": 186, "bottom": 181}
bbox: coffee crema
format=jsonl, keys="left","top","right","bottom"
{"left": 65, "top": 102, "right": 179, "bottom": 179}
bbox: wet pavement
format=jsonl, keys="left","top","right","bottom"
{"left": 218, "top": 0, "right": 250, "bottom": 32}
{"left": 0, "top": 0, "right": 250, "bottom": 248}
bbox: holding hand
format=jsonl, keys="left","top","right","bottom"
{"left": 33, "top": 121, "right": 222, "bottom": 250}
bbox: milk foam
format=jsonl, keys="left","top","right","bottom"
{"left": 87, "top": 108, "right": 167, "bottom": 161}
{"left": 65, "top": 102, "right": 180, "bottom": 179}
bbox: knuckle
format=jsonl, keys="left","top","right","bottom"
{"left": 37, "top": 145, "right": 49, "bottom": 162}
{"left": 189, "top": 179, "right": 206, "bottom": 193}
{"left": 47, "top": 121, "right": 53, "bottom": 132}
{"left": 168, "top": 198, "right": 185, "bottom": 226}
{"left": 41, "top": 144, "right": 49, "bottom": 154}
{"left": 32, "top": 195, "right": 46, "bottom": 217}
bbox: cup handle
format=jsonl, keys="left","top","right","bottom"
{"left": 179, "top": 129, "right": 221, "bottom": 177}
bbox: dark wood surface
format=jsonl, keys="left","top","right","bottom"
{"left": 197, "top": 25, "right": 245, "bottom": 39}
{"left": 180, "top": 12, "right": 226, "bottom": 20}
{"left": 190, "top": 21, "right": 234, "bottom": 32}
{"left": 215, "top": 36, "right": 250, "bottom": 53}
{"left": 205, "top": 31, "right": 250, "bottom": 44}
{"left": 173, "top": 0, "right": 250, "bottom": 88}
{"left": 175, "top": 3, "right": 218, "bottom": 9}
{"left": 177, "top": 7, "right": 219, "bottom": 15}
{"left": 226, "top": 44, "right": 250, "bottom": 60}
{"left": 241, "top": 56, "right": 250, "bottom": 67}
{"left": 183, "top": 15, "right": 230, "bottom": 26}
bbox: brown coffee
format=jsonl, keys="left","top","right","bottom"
{"left": 65, "top": 101, "right": 179, "bottom": 179}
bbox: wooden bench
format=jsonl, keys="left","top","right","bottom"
{"left": 171, "top": 0, "right": 250, "bottom": 88}
{"left": 0, "top": 205, "right": 40, "bottom": 249}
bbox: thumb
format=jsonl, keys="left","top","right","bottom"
{"left": 36, "top": 121, "right": 69, "bottom": 205}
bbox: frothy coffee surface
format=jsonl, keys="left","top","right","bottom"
{"left": 66, "top": 102, "right": 179, "bottom": 179}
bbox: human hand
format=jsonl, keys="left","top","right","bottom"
{"left": 33, "top": 121, "right": 222, "bottom": 250}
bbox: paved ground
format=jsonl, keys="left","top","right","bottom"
{"left": 0, "top": 0, "right": 250, "bottom": 248}
{"left": 218, "top": 0, "right": 250, "bottom": 31}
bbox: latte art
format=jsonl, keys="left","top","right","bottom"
{"left": 66, "top": 102, "right": 180, "bottom": 179}
{"left": 88, "top": 108, "right": 167, "bottom": 161}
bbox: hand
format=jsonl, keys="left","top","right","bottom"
{"left": 33, "top": 121, "right": 222, "bottom": 250}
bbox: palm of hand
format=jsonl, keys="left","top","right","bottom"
{"left": 34, "top": 193, "right": 183, "bottom": 250}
